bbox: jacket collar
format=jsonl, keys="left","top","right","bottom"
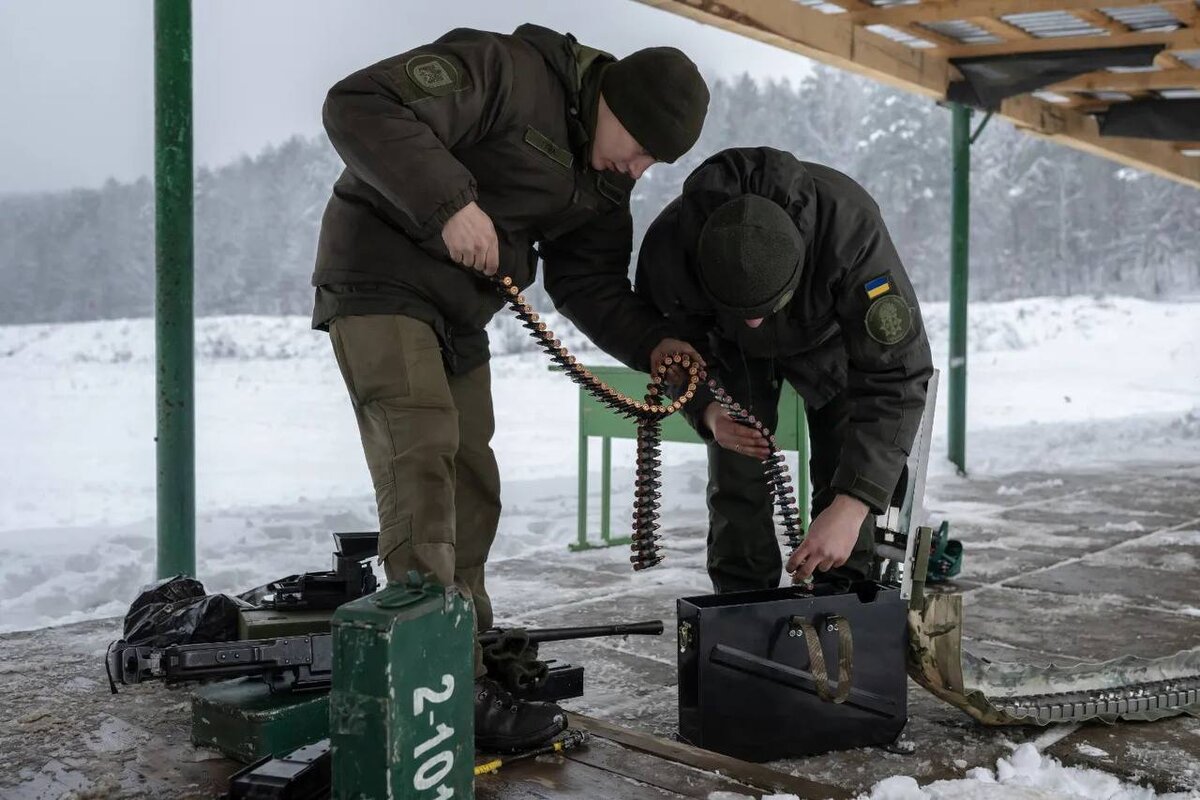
{"left": 512, "top": 24, "right": 615, "bottom": 163}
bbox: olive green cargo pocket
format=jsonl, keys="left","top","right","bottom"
{"left": 377, "top": 513, "right": 413, "bottom": 567}
{"left": 330, "top": 316, "right": 411, "bottom": 405}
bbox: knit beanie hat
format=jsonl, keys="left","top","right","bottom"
{"left": 601, "top": 47, "right": 709, "bottom": 163}
{"left": 697, "top": 195, "right": 804, "bottom": 318}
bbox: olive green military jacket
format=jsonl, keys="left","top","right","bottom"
{"left": 630, "top": 147, "right": 934, "bottom": 514}
{"left": 311, "top": 24, "right": 673, "bottom": 372}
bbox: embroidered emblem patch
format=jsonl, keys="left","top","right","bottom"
{"left": 406, "top": 54, "right": 458, "bottom": 96}
{"left": 865, "top": 294, "right": 912, "bottom": 345}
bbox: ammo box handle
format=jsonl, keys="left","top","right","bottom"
{"left": 789, "top": 614, "right": 853, "bottom": 704}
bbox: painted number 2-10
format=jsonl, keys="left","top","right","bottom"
{"left": 413, "top": 674, "right": 457, "bottom": 798}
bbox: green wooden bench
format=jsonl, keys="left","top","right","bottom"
{"left": 571, "top": 364, "right": 810, "bottom": 551}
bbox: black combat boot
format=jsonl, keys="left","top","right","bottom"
{"left": 474, "top": 677, "right": 566, "bottom": 753}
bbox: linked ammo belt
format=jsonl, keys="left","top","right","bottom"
{"left": 490, "top": 275, "right": 804, "bottom": 569}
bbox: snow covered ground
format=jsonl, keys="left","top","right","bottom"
{"left": 711, "top": 742, "right": 1197, "bottom": 799}
{"left": 0, "top": 295, "right": 1197, "bottom": 799}
{"left": 0, "top": 295, "right": 1196, "bottom": 632}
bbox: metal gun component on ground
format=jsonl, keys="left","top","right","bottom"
{"left": 108, "top": 619, "right": 665, "bottom": 698}
{"left": 253, "top": 531, "right": 379, "bottom": 611}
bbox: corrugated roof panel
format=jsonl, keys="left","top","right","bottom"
{"left": 1002, "top": 10, "right": 1106, "bottom": 38}
{"left": 1032, "top": 90, "right": 1073, "bottom": 103}
{"left": 792, "top": 0, "right": 849, "bottom": 14}
{"left": 865, "top": 23, "right": 938, "bottom": 48}
{"left": 921, "top": 19, "right": 1002, "bottom": 45}
{"left": 1101, "top": 4, "right": 1187, "bottom": 31}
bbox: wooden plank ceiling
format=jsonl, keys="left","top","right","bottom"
{"left": 633, "top": 0, "right": 1200, "bottom": 188}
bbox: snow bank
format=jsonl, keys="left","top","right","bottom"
{"left": 0, "top": 295, "right": 1197, "bottom": 633}
{"left": 706, "top": 743, "right": 1195, "bottom": 800}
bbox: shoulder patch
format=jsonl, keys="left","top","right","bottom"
{"left": 523, "top": 126, "right": 574, "bottom": 170}
{"left": 387, "top": 52, "right": 470, "bottom": 103}
{"left": 865, "top": 294, "right": 912, "bottom": 345}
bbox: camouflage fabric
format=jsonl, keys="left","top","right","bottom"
{"left": 907, "top": 590, "right": 1200, "bottom": 725}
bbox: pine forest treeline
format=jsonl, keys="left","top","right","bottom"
{"left": 2, "top": 65, "right": 1196, "bottom": 325}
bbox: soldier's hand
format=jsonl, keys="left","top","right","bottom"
{"left": 703, "top": 402, "right": 771, "bottom": 460}
{"left": 786, "top": 494, "right": 869, "bottom": 581}
{"left": 442, "top": 201, "right": 500, "bottom": 275}
{"left": 649, "top": 338, "right": 705, "bottom": 386}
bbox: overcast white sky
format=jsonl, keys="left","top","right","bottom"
{"left": 0, "top": 0, "right": 816, "bottom": 193}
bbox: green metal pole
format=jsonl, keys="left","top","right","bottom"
{"left": 155, "top": 0, "right": 195, "bottom": 578}
{"left": 948, "top": 103, "right": 970, "bottom": 475}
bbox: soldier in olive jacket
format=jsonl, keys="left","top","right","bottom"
{"left": 311, "top": 24, "right": 709, "bottom": 752}
{"left": 626, "top": 147, "right": 934, "bottom": 594}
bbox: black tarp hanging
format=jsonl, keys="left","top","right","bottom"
{"left": 1097, "top": 98, "right": 1200, "bottom": 141}
{"left": 947, "top": 45, "right": 1164, "bottom": 111}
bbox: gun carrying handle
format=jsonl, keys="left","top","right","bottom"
{"left": 789, "top": 614, "right": 853, "bottom": 704}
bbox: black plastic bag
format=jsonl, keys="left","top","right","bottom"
{"left": 122, "top": 575, "right": 252, "bottom": 647}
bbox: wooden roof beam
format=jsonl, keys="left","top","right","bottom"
{"left": 633, "top": 0, "right": 952, "bottom": 97}
{"left": 1157, "top": 52, "right": 1193, "bottom": 69}
{"left": 848, "top": 0, "right": 1175, "bottom": 27}
{"left": 940, "top": 25, "right": 1200, "bottom": 58}
{"left": 633, "top": 0, "right": 1200, "bottom": 189}
{"left": 1049, "top": 67, "right": 1200, "bottom": 91}
{"left": 1071, "top": 8, "right": 1129, "bottom": 34}
{"left": 1001, "top": 94, "right": 1200, "bottom": 188}
{"left": 825, "top": 0, "right": 964, "bottom": 50}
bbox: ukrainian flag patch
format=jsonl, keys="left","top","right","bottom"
{"left": 864, "top": 275, "right": 892, "bottom": 299}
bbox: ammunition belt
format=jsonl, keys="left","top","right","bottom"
{"left": 990, "top": 675, "right": 1200, "bottom": 724}
{"left": 493, "top": 276, "right": 803, "bottom": 570}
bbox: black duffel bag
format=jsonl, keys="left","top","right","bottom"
{"left": 677, "top": 581, "right": 907, "bottom": 761}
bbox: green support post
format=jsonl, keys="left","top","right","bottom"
{"left": 155, "top": 0, "right": 195, "bottom": 578}
{"left": 948, "top": 103, "right": 971, "bottom": 475}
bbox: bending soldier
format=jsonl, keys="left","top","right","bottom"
{"left": 310, "top": 24, "right": 708, "bottom": 752}
{"left": 630, "top": 147, "right": 934, "bottom": 593}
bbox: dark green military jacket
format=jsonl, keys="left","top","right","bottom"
{"left": 631, "top": 147, "right": 934, "bottom": 514}
{"left": 311, "top": 24, "right": 673, "bottom": 373}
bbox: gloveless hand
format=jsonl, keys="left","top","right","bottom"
{"left": 441, "top": 201, "right": 500, "bottom": 275}
{"left": 703, "top": 402, "right": 771, "bottom": 460}
{"left": 786, "top": 494, "right": 869, "bottom": 581}
{"left": 648, "top": 338, "right": 706, "bottom": 386}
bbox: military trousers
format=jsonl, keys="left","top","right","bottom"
{"left": 705, "top": 356, "right": 884, "bottom": 594}
{"left": 329, "top": 314, "right": 501, "bottom": 678}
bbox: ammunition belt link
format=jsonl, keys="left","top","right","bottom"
{"left": 493, "top": 276, "right": 804, "bottom": 571}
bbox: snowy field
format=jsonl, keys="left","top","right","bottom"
{"left": 0, "top": 295, "right": 1197, "bottom": 799}
{"left": 0, "top": 295, "right": 1196, "bottom": 632}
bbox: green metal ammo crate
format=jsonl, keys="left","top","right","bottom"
{"left": 330, "top": 576, "right": 474, "bottom": 799}
{"left": 191, "top": 678, "right": 329, "bottom": 763}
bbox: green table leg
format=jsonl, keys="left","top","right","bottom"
{"left": 600, "top": 437, "right": 611, "bottom": 542}
{"left": 573, "top": 420, "right": 588, "bottom": 551}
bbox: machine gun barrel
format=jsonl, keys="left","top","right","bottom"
{"left": 477, "top": 620, "right": 663, "bottom": 647}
